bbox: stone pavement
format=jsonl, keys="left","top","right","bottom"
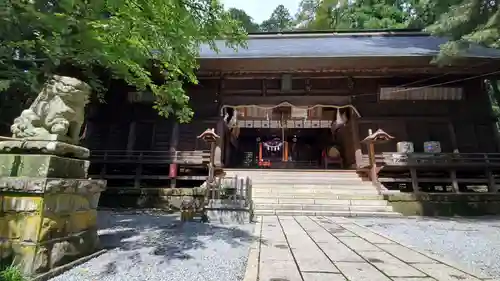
{"left": 244, "top": 216, "right": 497, "bottom": 281}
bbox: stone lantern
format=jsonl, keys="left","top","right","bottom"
{"left": 197, "top": 128, "right": 220, "bottom": 185}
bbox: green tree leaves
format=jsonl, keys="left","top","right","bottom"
{"left": 260, "top": 5, "right": 294, "bottom": 32}
{"left": 228, "top": 8, "right": 260, "bottom": 33}
{"left": 1, "top": 0, "right": 246, "bottom": 122}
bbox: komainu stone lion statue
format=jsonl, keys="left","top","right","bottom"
{"left": 10, "top": 75, "right": 91, "bottom": 144}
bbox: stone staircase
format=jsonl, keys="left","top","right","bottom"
{"left": 224, "top": 169, "right": 401, "bottom": 217}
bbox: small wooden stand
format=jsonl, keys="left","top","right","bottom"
{"left": 361, "top": 129, "right": 394, "bottom": 192}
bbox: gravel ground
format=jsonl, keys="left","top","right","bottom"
{"left": 49, "top": 210, "right": 255, "bottom": 281}
{"left": 351, "top": 216, "right": 500, "bottom": 279}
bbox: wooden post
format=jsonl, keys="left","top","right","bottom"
{"left": 258, "top": 142, "right": 263, "bottom": 162}
{"left": 410, "top": 168, "right": 419, "bottom": 193}
{"left": 134, "top": 162, "right": 143, "bottom": 189}
{"left": 368, "top": 142, "right": 377, "bottom": 183}
{"left": 215, "top": 119, "right": 224, "bottom": 167}
{"left": 361, "top": 128, "right": 395, "bottom": 192}
{"left": 447, "top": 122, "right": 458, "bottom": 152}
{"left": 100, "top": 152, "right": 108, "bottom": 178}
{"left": 350, "top": 108, "right": 362, "bottom": 169}
{"left": 126, "top": 121, "right": 136, "bottom": 155}
{"left": 208, "top": 141, "right": 216, "bottom": 184}
{"left": 169, "top": 122, "right": 179, "bottom": 188}
{"left": 485, "top": 154, "right": 496, "bottom": 192}
{"left": 197, "top": 128, "right": 220, "bottom": 185}
{"left": 450, "top": 170, "right": 460, "bottom": 193}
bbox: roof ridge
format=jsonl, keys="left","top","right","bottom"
{"left": 247, "top": 31, "right": 430, "bottom": 40}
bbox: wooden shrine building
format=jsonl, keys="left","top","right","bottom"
{"left": 84, "top": 29, "right": 500, "bottom": 193}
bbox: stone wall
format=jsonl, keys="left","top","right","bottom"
{"left": 0, "top": 154, "right": 105, "bottom": 276}
{"left": 99, "top": 187, "right": 206, "bottom": 209}
{"left": 385, "top": 193, "right": 500, "bottom": 216}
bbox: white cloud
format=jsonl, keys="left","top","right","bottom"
{"left": 220, "top": 0, "right": 302, "bottom": 23}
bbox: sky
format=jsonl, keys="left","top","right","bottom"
{"left": 220, "top": 0, "right": 303, "bottom": 23}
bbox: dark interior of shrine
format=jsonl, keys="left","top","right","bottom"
{"left": 227, "top": 127, "right": 342, "bottom": 169}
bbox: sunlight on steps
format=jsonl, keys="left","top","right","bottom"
{"left": 224, "top": 169, "right": 402, "bottom": 217}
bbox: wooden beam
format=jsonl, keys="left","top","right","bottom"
{"left": 221, "top": 89, "right": 351, "bottom": 96}
{"left": 221, "top": 95, "right": 351, "bottom": 106}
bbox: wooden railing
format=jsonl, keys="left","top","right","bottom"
{"left": 359, "top": 152, "right": 500, "bottom": 193}
{"left": 361, "top": 153, "right": 500, "bottom": 168}
{"left": 207, "top": 176, "right": 253, "bottom": 211}
{"left": 90, "top": 150, "right": 210, "bottom": 165}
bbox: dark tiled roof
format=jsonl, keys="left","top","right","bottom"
{"left": 198, "top": 32, "right": 500, "bottom": 59}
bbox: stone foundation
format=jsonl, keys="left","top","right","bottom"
{"left": 0, "top": 153, "right": 106, "bottom": 276}
{"left": 384, "top": 193, "right": 500, "bottom": 216}
{"left": 99, "top": 187, "right": 206, "bottom": 210}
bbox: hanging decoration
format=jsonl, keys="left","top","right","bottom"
{"left": 333, "top": 108, "right": 348, "bottom": 126}
{"left": 263, "top": 138, "right": 283, "bottom": 152}
{"left": 330, "top": 108, "right": 349, "bottom": 135}
{"left": 227, "top": 109, "right": 238, "bottom": 128}
{"left": 220, "top": 101, "right": 361, "bottom": 118}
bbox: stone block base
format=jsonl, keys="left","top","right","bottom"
{"left": 0, "top": 178, "right": 106, "bottom": 276}
{"left": 385, "top": 193, "right": 500, "bottom": 216}
{"left": 0, "top": 139, "right": 89, "bottom": 159}
{"left": 99, "top": 187, "right": 206, "bottom": 210}
{"left": 0, "top": 154, "right": 89, "bottom": 178}
{"left": 0, "top": 230, "right": 98, "bottom": 274}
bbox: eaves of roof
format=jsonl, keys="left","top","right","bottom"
{"left": 198, "top": 32, "right": 500, "bottom": 59}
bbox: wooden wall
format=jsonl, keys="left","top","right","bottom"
{"left": 354, "top": 78, "right": 497, "bottom": 154}
{"left": 84, "top": 74, "right": 498, "bottom": 155}
{"left": 83, "top": 79, "right": 220, "bottom": 152}
{"left": 215, "top": 75, "right": 498, "bottom": 155}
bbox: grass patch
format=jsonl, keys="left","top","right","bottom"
{"left": 0, "top": 265, "right": 25, "bottom": 281}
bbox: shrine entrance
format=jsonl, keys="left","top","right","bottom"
{"left": 230, "top": 127, "right": 345, "bottom": 169}
{"left": 222, "top": 103, "right": 360, "bottom": 170}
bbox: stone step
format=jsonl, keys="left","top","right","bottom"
{"left": 252, "top": 194, "right": 385, "bottom": 200}
{"left": 225, "top": 169, "right": 359, "bottom": 173}
{"left": 252, "top": 198, "right": 389, "bottom": 206}
{"left": 225, "top": 171, "right": 361, "bottom": 177}
{"left": 253, "top": 189, "right": 379, "bottom": 196}
{"left": 238, "top": 173, "right": 362, "bottom": 179}
{"left": 254, "top": 209, "right": 403, "bottom": 217}
{"left": 254, "top": 203, "right": 393, "bottom": 212}
{"left": 251, "top": 179, "right": 367, "bottom": 185}
{"left": 252, "top": 184, "right": 375, "bottom": 190}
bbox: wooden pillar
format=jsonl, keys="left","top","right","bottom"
{"left": 410, "top": 168, "right": 419, "bottom": 193}
{"left": 350, "top": 108, "right": 362, "bottom": 169}
{"left": 448, "top": 121, "right": 458, "bottom": 152}
{"left": 126, "top": 121, "right": 137, "bottom": 154}
{"left": 215, "top": 119, "right": 224, "bottom": 167}
{"left": 450, "top": 170, "right": 460, "bottom": 193}
{"left": 169, "top": 122, "right": 179, "bottom": 188}
{"left": 224, "top": 129, "right": 232, "bottom": 167}
{"left": 368, "top": 142, "right": 377, "bottom": 183}
{"left": 208, "top": 141, "right": 216, "bottom": 184}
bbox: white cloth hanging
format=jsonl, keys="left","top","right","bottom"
{"left": 335, "top": 109, "right": 347, "bottom": 126}
{"left": 263, "top": 142, "right": 283, "bottom": 152}
{"left": 228, "top": 109, "right": 238, "bottom": 127}
{"left": 331, "top": 109, "right": 348, "bottom": 133}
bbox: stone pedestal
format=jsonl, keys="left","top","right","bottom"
{"left": 0, "top": 142, "right": 106, "bottom": 276}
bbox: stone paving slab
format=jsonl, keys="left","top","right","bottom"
{"left": 245, "top": 215, "right": 495, "bottom": 281}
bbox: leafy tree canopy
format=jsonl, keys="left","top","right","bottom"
{"left": 425, "top": 0, "right": 500, "bottom": 63}
{"left": 0, "top": 0, "right": 246, "bottom": 123}
{"left": 260, "top": 4, "right": 294, "bottom": 32}
{"left": 228, "top": 8, "right": 260, "bottom": 33}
